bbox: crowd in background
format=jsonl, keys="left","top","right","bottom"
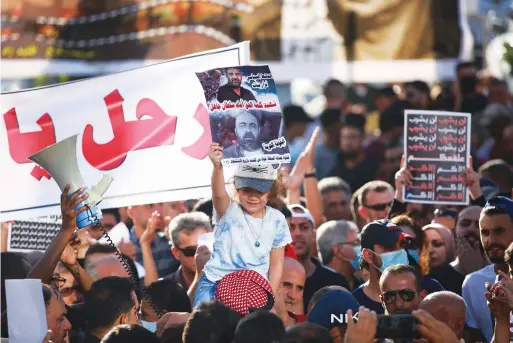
{"left": 2, "top": 60, "right": 513, "bottom": 343}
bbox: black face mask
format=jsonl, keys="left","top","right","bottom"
{"left": 459, "top": 75, "right": 477, "bottom": 95}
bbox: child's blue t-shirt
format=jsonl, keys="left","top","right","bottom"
{"left": 203, "top": 200, "right": 292, "bottom": 282}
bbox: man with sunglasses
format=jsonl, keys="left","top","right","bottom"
{"left": 358, "top": 181, "right": 394, "bottom": 225}
{"left": 379, "top": 264, "right": 426, "bottom": 315}
{"left": 165, "top": 212, "right": 212, "bottom": 290}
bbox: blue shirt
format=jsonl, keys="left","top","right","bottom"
{"left": 129, "top": 228, "right": 179, "bottom": 277}
{"left": 204, "top": 201, "right": 292, "bottom": 282}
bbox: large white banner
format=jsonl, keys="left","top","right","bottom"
{"left": 0, "top": 42, "right": 250, "bottom": 220}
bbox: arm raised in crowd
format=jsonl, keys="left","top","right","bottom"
{"left": 27, "top": 185, "right": 89, "bottom": 283}
{"left": 141, "top": 212, "right": 161, "bottom": 286}
{"left": 461, "top": 156, "right": 486, "bottom": 207}
{"left": 302, "top": 128, "right": 323, "bottom": 228}
{"left": 389, "top": 155, "right": 411, "bottom": 218}
{"left": 187, "top": 245, "right": 211, "bottom": 303}
{"left": 60, "top": 235, "right": 93, "bottom": 292}
{"left": 209, "top": 143, "right": 230, "bottom": 222}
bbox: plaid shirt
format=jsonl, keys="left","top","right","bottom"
{"left": 130, "top": 228, "right": 180, "bottom": 277}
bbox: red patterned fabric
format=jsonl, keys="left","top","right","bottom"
{"left": 284, "top": 243, "right": 297, "bottom": 260}
{"left": 214, "top": 270, "right": 274, "bottom": 316}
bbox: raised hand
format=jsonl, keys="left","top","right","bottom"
{"left": 194, "top": 245, "right": 211, "bottom": 274}
{"left": 394, "top": 155, "right": 412, "bottom": 201}
{"left": 60, "top": 235, "right": 81, "bottom": 267}
{"left": 209, "top": 143, "right": 224, "bottom": 168}
{"left": 140, "top": 211, "right": 161, "bottom": 247}
{"left": 42, "top": 330, "right": 53, "bottom": 343}
{"left": 412, "top": 310, "right": 459, "bottom": 343}
{"left": 282, "top": 128, "right": 320, "bottom": 190}
{"left": 460, "top": 156, "right": 481, "bottom": 200}
{"left": 60, "top": 184, "right": 89, "bottom": 232}
{"left": 344, "top": 307, "right": 376, "bottom": 343}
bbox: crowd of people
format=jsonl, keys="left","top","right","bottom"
{"left": 2, "top": 61, "right": 513, "bottom": 343}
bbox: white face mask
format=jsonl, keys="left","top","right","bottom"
{"left": 373, "top": 249, "right": 409, "bottom": 273}
{"left": 141, "top": 320, "right": 157, "bottom": 333}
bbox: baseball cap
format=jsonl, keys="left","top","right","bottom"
{"left": 214, "top": 270, "right": 274, "bottom": 316}
{"left": 484, "top": 196, "right": 513, "bottom": 220}
{"left": 359, "top": 219, "right": 412, "bottom": 250}
{"left": 287, "top": 204, "right": 315, "bottom": 227}
{"left": 480, "top": 178, "right": 500, "bottom": 201}
{"left": 234, "top": 164, "right": 278, "bottom": 193}
{"left": 307, "top": 290, "right": 360, "bottom": 330}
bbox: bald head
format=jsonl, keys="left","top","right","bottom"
{"left": 85, "top": 255, "right": 129, "bottom": 281}
{"left": 419, "top": 291, "right": 466, "bottom": 339}
{"left": 281, "top": 257, "right": 306, "bottom": 313}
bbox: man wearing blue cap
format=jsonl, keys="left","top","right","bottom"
{"left": 352, "top": 219, "right": 443, "bottom": 314}
{"left": 462, "top": 196, "right": 513, "bottom": 343}
{"left": 307, "top": 289, "right": 361, "bottom": 342}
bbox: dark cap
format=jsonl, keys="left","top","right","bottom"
{"left": 214, "top": 270, "right": 274, "bottom": 316}
{"left": 342, "top": 114, "right": 366, "bottom": 132}
{"left": 307, "top": 290, "right": 360, "bottom": 330}
{"left": 359, "top": 219, "right": 411, "bottom": 250}
{"left": 484, "top": 196, "right": 513, "bottom": 220}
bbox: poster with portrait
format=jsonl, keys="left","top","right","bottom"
{"left": 403, "top": 110, "right": 471, "bottom": 205}
{"left": 196, "top": 65, "right": 290, "bottom": 165}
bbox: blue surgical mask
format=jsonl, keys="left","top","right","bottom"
{"left": 408, "top": 249, "right": 420, "bottom": 264}
{"left": 375, "top": 249, "right": 409, "bottom": 273}
{"left": 141, "top": 320, "right": 157, "bottom": 333}
{"left": 349, "top": 246, "right": 362, "bottom": 271}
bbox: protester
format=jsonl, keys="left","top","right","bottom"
{"left": 42, "top": 284, "right": 72, "bottom": 343}
{"left": 306, "top": 285, "right": 349, "bottom": 314}
{"left": 233, "top": 311, "right": 285, "bottom": 343}
{"left": 100, "top": 324, "right": 159, "bottom": 343}
{"left": 193, "top": 144, "right": 291, "bottom": 307}
{"left": 82, "top": 277, "right": 140, "bottom": 342}
{"left": 358, "top": 181, "right": 394, "bottom": 225}
{"left": 316, "top": 220, "right": 361, "bottom": 290}
{"left": 419, "top": 291, "right": 467, "bottom": 341}
{"left": 182, "top": 301, "right": 240, "bottom": 343}
{"left": 317, "top": 177, "right": 352, "bottom": 221}
{"left": 287, "top": 204, "right": 349, "bottom": 312}
{"left": 278, "top": 257, "right": 306, "bottom": 321}
{"left": 379, "top": 264, "right": 426, "bottom": 315}
{"left": 462, "top": 196, "right": 513, "bottom": 342}
{"left": 284, "top": 322, "right": 332, "bottom": 343}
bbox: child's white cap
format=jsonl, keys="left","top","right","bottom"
{"left": 234, "top": 164, "right": 278, "bottom": 193}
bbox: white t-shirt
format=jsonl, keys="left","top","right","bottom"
{"left": 203, "top": 201, "right": 292, "bottom": 282}
{"left": 462, "top": 264, "right": 495, "bottom": 342}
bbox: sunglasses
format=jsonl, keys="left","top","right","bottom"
{"left": 381, "top": 289, "right": 417, "bottom": 304}
{"left": 177, "top": 246, "right": 198, "bottom": 257}
{"left": 365, "top": 202, "right": 392, "bottom": 211}
{"left": 433, "top": 208, "right": 459, "bottom": 219}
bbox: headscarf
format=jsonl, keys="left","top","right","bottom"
{"left": 422, "top": 223, "right": 456, "bottom": 264}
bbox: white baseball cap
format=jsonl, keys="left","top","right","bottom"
{"left": 234, "top": 164, "right": 278, "bottom": 193}
{"left": 288, "top": 204, "right": 315, "bottom": 227}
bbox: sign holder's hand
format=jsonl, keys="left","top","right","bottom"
{"left": 209, "top": 143, "right": 223, "bottom": 169}
{"left": 460, "top": 156, "right": 481, "bottom": 200}
{"left": 394, "top": 155, "right": 412, "bottom": 202}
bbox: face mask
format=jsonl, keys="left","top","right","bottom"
{"left": 459, "top": 75, "right": 477, "bottom": 95}
{"left": 408, "top": 249, "right": 420, "bottom": 263}
{"left": 374, "top": 249, "right": 409, "bottom": 273}
{"left": 349, "top": 246, "right": 362, "bottom": 271}
{"left": 141, "top": 320, "right": 157, "bottom": 333}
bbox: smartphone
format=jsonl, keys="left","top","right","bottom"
{"left": 375, "top": 314, "right": 421, "bottom": 339}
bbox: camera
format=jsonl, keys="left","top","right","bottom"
{"left": 375, "top": 314, "right": 421, "bottom": 339}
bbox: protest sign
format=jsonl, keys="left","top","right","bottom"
{"left": 8, "top": 215, "right": 62, "bottom": 252}
{"left": 404, "top": 110, "right": 471, "bottom": 205}
{"left": 196, "top": 65, "right": 290, "bottom": 165}
{"left": 1, "top": 42, "right": 250, "bottom": 220}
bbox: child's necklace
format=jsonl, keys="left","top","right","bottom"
{"left": 242, "top": 207, "right": 265, "bottom": 247}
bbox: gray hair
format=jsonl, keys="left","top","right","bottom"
{"left": 84, "top": 255, "right": 121, "bottom": 281}
{"left": 168, "top": 212, "right": 212, "bottom": 248}
{"left": 316, "top": 220, "right": 358, "bottom": 265}
{"left": 318, "top": 177, "right": 351, "bottom": 196}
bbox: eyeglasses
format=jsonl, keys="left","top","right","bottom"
{"left": 50, "top": 274, "right": 66, "bottom": 289}
{"left": 177, "top": 246, "right": 198, "bottom": 257}
{"left": 338, "top": 240, "right": 361, "bottom": 246}
{"left": 365, "top": 202, "right": 392, "bottom": 211}
{"left": 433, "top": 208, "right": 459, "bottom": 219}
{"left": 381, "top": 289, "right": 417, "bottom": 304}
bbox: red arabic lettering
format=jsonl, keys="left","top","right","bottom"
{"left": 438, "top": 118, "right": 458, "bottom": 125}
{"left": 82, "top": 89, "right": 178, "bottom": 170}
{"left": 181, "top": 104, "right": 211, "bottom": 160}
{"left": 3, "top": 108, "right": 56, "bottom": 180}
{"left": 438, "top": 136, "right": 458, "bottom": 144}
{"left": 408, "top": 127, "right": 428, "bottom": 134}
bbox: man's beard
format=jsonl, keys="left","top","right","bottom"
{"left": 229, "top": 80, "right": 241, "bottom": 87}
{"left": 486, "top": 244, "right": 507, "bottom": 264}
{"left": 239, "top": 133, "right": 259, "bottom": 151}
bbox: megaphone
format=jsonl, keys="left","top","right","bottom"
{"left": 28, "top": 134, "right": 114, "bottom": 229}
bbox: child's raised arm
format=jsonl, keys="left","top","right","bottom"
{"left": 209, "top": 143, "right": 230, "bottom": 222}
